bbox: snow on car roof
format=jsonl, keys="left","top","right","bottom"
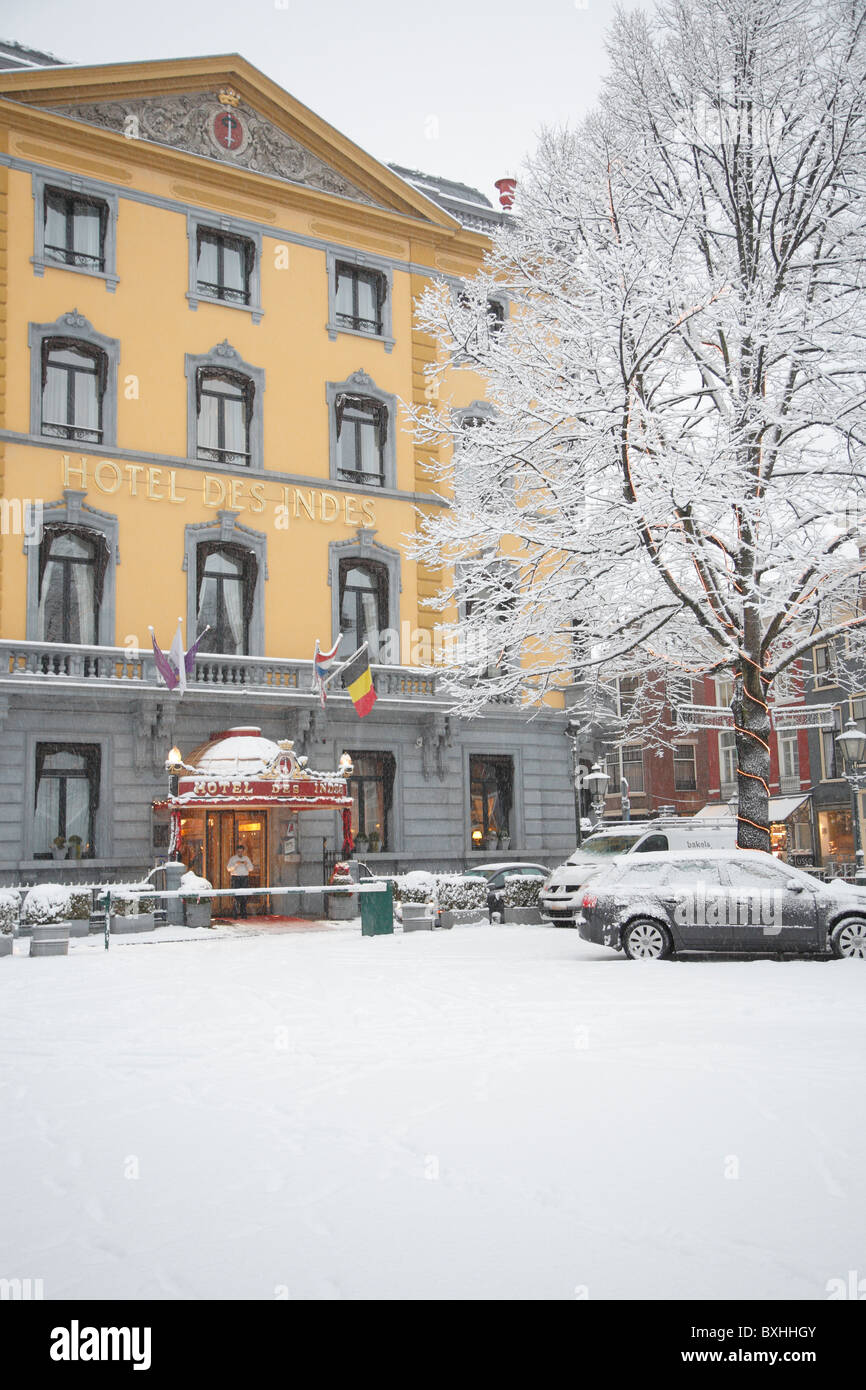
{"left": 601, "top": 848, "right": 792, "bottom": 864}
{"left": 466, "top": 861, "right": 548, "bottom": 872}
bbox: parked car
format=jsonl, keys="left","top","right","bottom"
{"left": 573, "top": 849, "right": 866, "bottom": 959}
{"left": 465, "top": 861, "right": 550, "bottom": 920}
{"left": 540, "top": 818, "right": 736, "bottom": 925}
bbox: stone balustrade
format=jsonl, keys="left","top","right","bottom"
{"left": 0, "top": 639, "right": 443, "bottom": 701}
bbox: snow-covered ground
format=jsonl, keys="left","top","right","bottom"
{"left": 1, "top": 922, "right": 863, "bottom": 1300}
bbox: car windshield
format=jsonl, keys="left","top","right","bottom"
{"left": 572, "top": 833, "right": 645, "bottom": 858}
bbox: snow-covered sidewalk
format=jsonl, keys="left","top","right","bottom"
{"left": 1, "top": 924, "right": 862, "bottom": 1300}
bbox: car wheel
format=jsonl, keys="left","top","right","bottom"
{"left": 830, "top": 917, "right": 866, "bottom": 959}
{"left": 623, "top": 919, "right": 673, "bottom": 961}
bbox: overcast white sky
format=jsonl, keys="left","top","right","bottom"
{"left": 1, "top": 0, "right": 642, "bottom": 200}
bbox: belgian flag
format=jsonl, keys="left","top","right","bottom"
{"left": 342, "top": 646, "right": 377, "bottom": 717}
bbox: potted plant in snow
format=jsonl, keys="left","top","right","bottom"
{"left": 437, "top": 875, "right": 489, "bottom": 930}
{"left": 182, "top": 888, "right": 212, "bottom": 928}
{"left": 366, "top": 830, "right": 381, "bottom": 856}
{"left": 67, "top": 835, "right": 83, "bottom": 860}
{"left": 0, "top": 888, "right": 18, "bottom": 956}
{"left": 109, "top": 890, "right": 156, "bottom": 934}
{"left": 502, "top": 874, "right": 545, "bottom": 925}
{"left": 52, "top": 836, "right": 67, "bottom": 861}
{"left": 327, "top": 861, "right": 358, "bottom": 919}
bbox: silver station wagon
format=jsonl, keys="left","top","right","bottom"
{"left": 575, "top": 849, "right": 866, "bottom": 960}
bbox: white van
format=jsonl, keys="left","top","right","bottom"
{"left": 539, "top": 817, "right": 737, "bottom": 924}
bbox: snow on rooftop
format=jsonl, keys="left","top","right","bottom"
{"left": 0, "top": 38, "right": 66, "bottom": 69}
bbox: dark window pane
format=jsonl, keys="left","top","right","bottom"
{"left": 336, "top": 396, "right": 385, "bottom": 485}
{"left": 339, "top": 560, "right": 387, "bottom": 660}
{"left": 33, "top": 741, "right": 100, "bottom": 857}
{"left": 346, "top": 751, "right": 395, "bottom": 849}
{"left": 196, "top": 543, "right": 254, "bottom": 656}
{"left": 37, "top": 527, "right": 100, "bottom": 645}
{"left": 44, "top": 188, "right": 106, "bottom": 271}
{"left": 196, "top": 370, "right": 251, "bottom": 465}
{"left": 42, "top": 342, "right": 103, "bottom": 442}
{"left": 335, "top": 262, "right": 384, "bottom": 334}
{"left": 469, "top": 754, "right": 514, "bottom": 850}
{"left": 196, "top": 230, "right": 252, "bottom": 305}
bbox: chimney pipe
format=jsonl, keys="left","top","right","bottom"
{"left": 494, "top": 177, "right": 516, "bottom": 209}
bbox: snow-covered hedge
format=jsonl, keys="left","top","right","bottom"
{"left": 394, "top": 872, "right": 489, "bottom": 911}
{"left": 110, "top": 890, "right": 143, "bottom": 917}
{"left": 21, "top": 883, "right": 78, "bottom": 926}
{"left": 503, "top": 875, "right": 543, "bottom": 908}
{"left": 0, "top": 888, "right": 20, "bottom": 934}
{"left": 394, "top": 870, "right": 437, "bottom": 904}
{"left": 436, "top": 876, "right": 487, "bottom": 912}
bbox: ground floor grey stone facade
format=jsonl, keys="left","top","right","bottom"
{"left": 0, "top": 684, "right": 578, "bottom": 888}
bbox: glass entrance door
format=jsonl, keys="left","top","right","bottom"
{"left": 205, "top": 810, "right": 268, "bottom": 916}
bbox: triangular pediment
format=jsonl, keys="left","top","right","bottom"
{"left": 46, "top": 90, "right": 387, "bottom": 208}
{"left": 0, "top": 55, "right": 460, "bottom": 227}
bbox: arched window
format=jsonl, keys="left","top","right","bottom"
{"left": 37, "top": 525, "right": 107, "bottom": 644}
{"left": 41, "top": 339, "right": 105, "bottom": 443}
{"left": 335, "top": 394, "right": 388, "bottom": 487}
{"left": 339, "top": 559, "right": 388, "bottom": 661}
{"left": 196, "top": 543, "right": 258, "bottom": 655}
{"left": 195, "top": 368, "right": 253, "bottom": 467}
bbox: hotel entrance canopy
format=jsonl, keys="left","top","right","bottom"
{"left": 156, "top": 727, "right": 352, "bottom": 812}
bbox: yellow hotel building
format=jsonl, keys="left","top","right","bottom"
{"left": 0, "top": 46, "right": 575, "bottom": 892}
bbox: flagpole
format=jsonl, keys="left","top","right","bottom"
{"left": 319, "top": 642, "right": 369, "bottom": 691}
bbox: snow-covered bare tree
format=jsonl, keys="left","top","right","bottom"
{"left": 411, "top": 0, "right": 866, "bottom": 849}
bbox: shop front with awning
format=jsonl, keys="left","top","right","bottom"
{"left": 694, "top": 795, "right": 815, "bottom": 865}
{"left": 153, "top": 727, "right": 352, "bottom": 913}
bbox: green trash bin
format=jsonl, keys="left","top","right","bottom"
{"left": 361, "top": 881, "right": 394, "bottom": 936}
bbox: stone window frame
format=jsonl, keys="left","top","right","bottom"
{"left": 452, "top": 399, "right": 514, "bottom": 501}
{"left": 328, "top": 529, "right": 402, "bottom": 661}
{"left": 458, "top": 554, "right": 518, "bottom": 625}
{"left": 326, "top": 368, "right": 398, "bottom": 491}
{"left": 25, "top": 488, "right": 120, "bottom": 644}
{"left": 325, "top": 248, "right": 395, "bottom": 353}
{"left": 31, "top": 170, "right": 120, "bottom": 291}
{"left": 183, "top": 510, "right": 268, "bottom": 658}
{"left": 454, "top": 554, "right": 520, "bottom": 690}
{"left": 184, "top": 341, "right": 266, "bottom": 472}
{"left": 22, "top": 730, "right": 112, "bottom": 865}
{"left": 29, "top": 310, "right": 121, "bottom": 447}
{"left": 186, "top": 212, "right": 263, "bottom": 323}
{"left": 445, "top": 276, "right": 510, "bottom": 365}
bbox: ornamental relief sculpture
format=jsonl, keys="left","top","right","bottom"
{"left": 47, "top": 93, "right": 381, "bottom": 206}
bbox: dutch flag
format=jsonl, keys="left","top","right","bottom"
{"left": 313, "top": 635, "right": 342, "bottom": 708}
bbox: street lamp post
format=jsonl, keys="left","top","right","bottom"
{"left": 835, "top": 720, "right": 866, "bottom": 885}
{"left": 586, "top": 762, "right": 610, "bottom": 829}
